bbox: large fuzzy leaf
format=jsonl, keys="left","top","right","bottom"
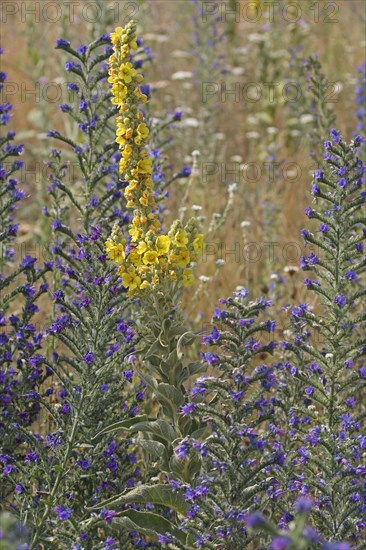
{"left": 88, "top": 483, "right": 189, "bottom": 515}
{"left": 113, "top": 509, "right": 193, "bottom": 547}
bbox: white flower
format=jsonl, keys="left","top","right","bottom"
{"left": 171, "top": 71, "right": 193, "bottom": 80}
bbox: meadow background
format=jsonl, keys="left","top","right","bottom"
{"left": 2, "top": 0, "right": 365, "bottom": 327}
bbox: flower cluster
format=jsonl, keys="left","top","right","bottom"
{"left": 105, "top": 22, "right": 204, "bottom": 293}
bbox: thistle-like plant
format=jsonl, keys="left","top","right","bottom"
{"left": 275, "top": 131, "right": 366, "bottom": 544}
{"left": 0, "top": 49, "right": 52, "bottom": 486}
{"left": 1, "top": 36, "right": 149, "bottom": 549}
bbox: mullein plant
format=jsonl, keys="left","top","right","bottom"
{"left": 84, "top": 22, "right": 207, "bottom": 546}
{"left": 0, "top": 48, "right": 52, "bottom": 489}
{"left": 273, "top": 131, "right": 366, "bottom": 545}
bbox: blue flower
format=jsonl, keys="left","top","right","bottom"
{"left": 56, "top": 38, "right": 70, "bottom": 48}
{"left": 330, "top": 128, "right": 341, "bottom": 143}
{"left": 53, "top": 505, "right": 73, "bottom": 521}
{"left": 334, "top": 295, "right": 347, "bottom": 308}
{"left": 84, "top": 352, "right": 95, "bottom": 364}
{"left": 20, "top": 256, "right": 37, "bottom": 269}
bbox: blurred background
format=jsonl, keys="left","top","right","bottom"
{"left": 1, "top": 0, "right": 365, "bottom": 325}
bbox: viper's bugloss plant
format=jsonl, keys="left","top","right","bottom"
{"left": 167, "top": 288, "right": 283, "bottom": 549}
{"left": 0, "top": 49, "right": 52, "bottom": 484}
{"left": 1, "top": 36, "right": 151, "bottom": 549}
{"left": 275, "top": 131, "right": 366, "bottom": 544}
{"left": 355, "top": 62, "right": 366, "bottom": 134}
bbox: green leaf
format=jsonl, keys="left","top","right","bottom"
{"left": 88, "top": 484, "right": 189, "bottom": 515}
{"left": 113, "top": 510, "right": 192, "bottom": 547}
{"left": 132, "top": 438, "right": 169, "bottom": 466}
{"left": 91, "top": 415, "right": 148, "bottom": 440}
{"left": 129, "top": 419, "right": 178, "bottom": 443}
{"left": 156, "top": 383, "right": 185, "bottom": 420}
{"left": 177, "top": 331, "right": 196, "bottom": 360}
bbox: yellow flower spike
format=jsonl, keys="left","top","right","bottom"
{"left": 106, "top": 22, "right": 203, "bottom": 292}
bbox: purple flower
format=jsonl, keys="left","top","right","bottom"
{"left": 78, "top": 458, "right": 91, "bottom": 469}
{"left": 20, "top": 256, "right": 37, "bottom": 269}
{"left": 246, "top": 512, "right": 267, "bottom": 528}
{"left": 178, "top": 165, "right": 192, "bottom": 178}
{"left": 312, "top": 183, "right": 320, "bottom": 195}
{"left": 330, "top": 128, "right": 341, "bottom": 143}
{"left": 314, "top": 169, "right": 324, "bottom": 180}
{"left": 77, "top": 44, "right": 87, "bottom": 55}
{"left": 180, "top": 402, "right": 196, "bottom": 416}
{"left": 319, "top": 223, "right": 329, "bottom": 233}
{"left": 294, "top": 496, "right": 313, "bottom": 513}
{"left": 56, "top": 38, "right": 70, "bottom": 48}
{"left": 338, "top": 178, "right": 348, "bottom": 188}
{"left": 270, "top": 537, "right": 291, "bottom": 550}
{"left": 334, "top": 295, "right": 347, "bottom": 308}
{"left": 54, "top": 505, "right": 73, "bottom": 521}
{"left": 305, "top": 386, "right": 314, "bottom": 396}
{"left": 173, "top": 110, "right": 183, "bottom": 121}
{"left": 359, "top": 367, "right": 366, "bottom": 378}
{"left": 84, "top": 352, "right": 94, "bottom": 364}
{"left": 100, "top": 508, "right": 116, "bottom": 523}
{"left": 346, "top": 270, "right": 357, "bottom": 281}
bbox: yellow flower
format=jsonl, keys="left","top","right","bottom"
{"left": 117, "top": 265, "right": 125, "bottom": 276}
{"left": 155, "top": 235, "right": 171, "bottom": 256}
{"left": 183, "top": 269, "right": 195, "bottom": 287}
{"left": 136, "top": 241, "right": 147, "bottom": 254}
{"left": 110, "top": 26, "right": 124, "bottom": 45}
{"left": 139, "top": 190, "right": 150, "bottom": 207}
{"left": 193, "top": 233, "right": 204, "bottom": 254}
{"left": 119, "top": 62, "right": 137, "bottom": 84}
{"left": 174, "top": 249, "right": 190, "bottom": 268}
{"left": 140, "top": 280, "right": 150, "bottom": 290}
{"left": 129, "top": 226, "right": 141, "bottom": 241}
{"left": 174, "top": 230, "right": 189, "bottom": 248}
{"left": 122, "top": 270, "right": 141, "bottom": 290}
{"left": 129, "top": 37, "right": 138, "bottom": 50}
{"left": 105, "top": 241, "right": 125, "bottom": 264}
{"left": 129, "top": 249, "right": 142, "bottom": 266}
{"left": 137, "top": 158, "right": 152, "bottom": 175}
{"left": 137, "top": 123, "right": 149, "bottom": 140}
{"left": 111, "top": 82, "right": 127, "bottom": 105}
{"left": 143, "top": 250, "right": 159, "bottom": 265}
